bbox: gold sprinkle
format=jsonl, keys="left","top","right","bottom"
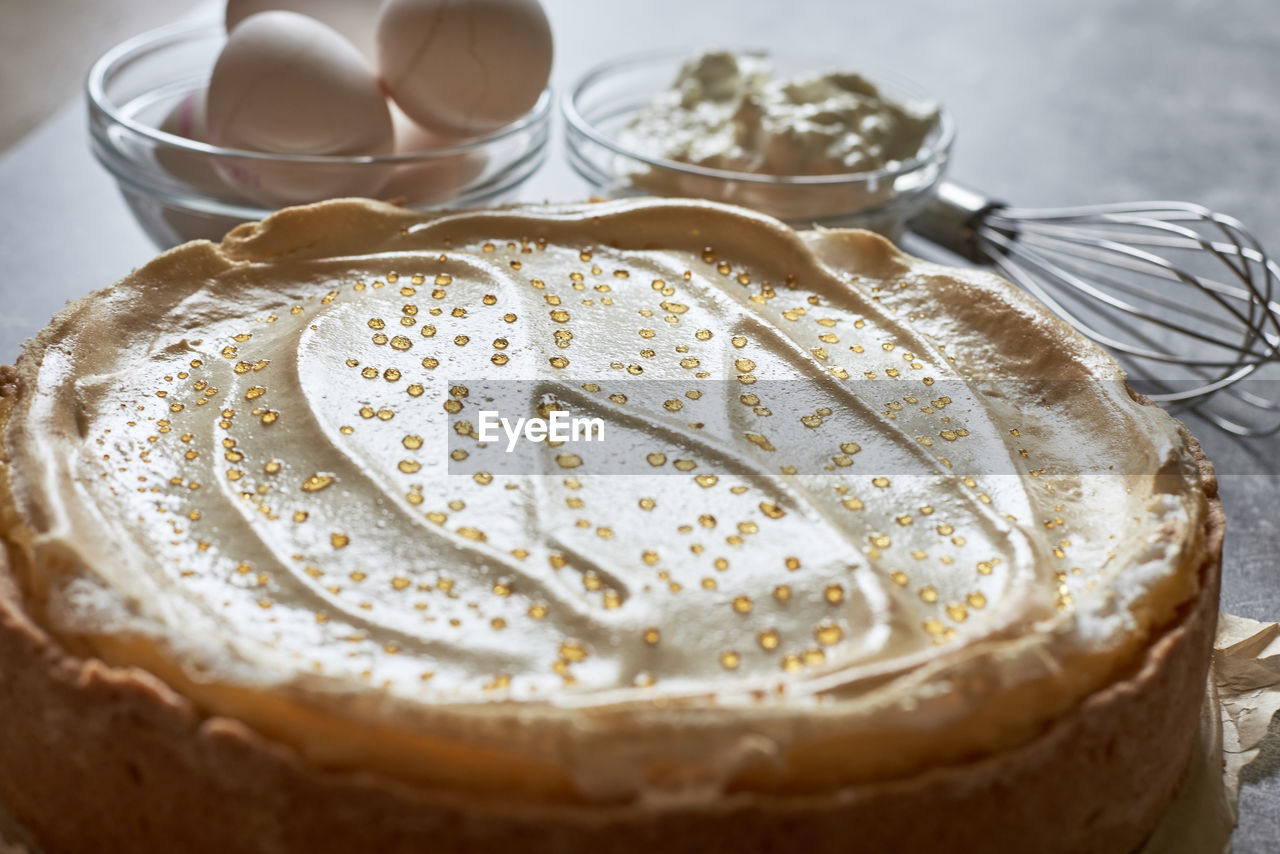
{"left": 803, "top": 648, "right": 826, "bottom": 665}
{"left": 559, "top": 641, "right": 588, "bottom": 662}
{"left": 732, "top": 596, "right": 753, "bottom": 614}
{"left": 759, "top": 502, "right": 785, "bottom": 519}
{"left": 806, "top": 618, "right": 844, "bottom": 647}
{"left": 719, "top": 651, "right": 741, "bottom": 670}
{"left": 758, "top": 629, "right": 781, "bottom": 651}
{"left": 301, "top": 474, "right": 334, "bottom": 493}
{"left": 330, "top": 533, "right": 350, "bottom": 549}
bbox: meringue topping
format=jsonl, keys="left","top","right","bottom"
{"left": 0, "top": 199, "right": 1208, "bottom": 801}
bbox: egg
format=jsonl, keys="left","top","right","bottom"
{"left": 148, "top": 91, "right": 256, "bottom": 245}
{"left": 224, "top": 0, "right": 382, "bottom": 60}
{"left": 155, "top": 90, "right": 225, "bottom": 193}
{"left": 209, "top": 11, "right": 391, "bottom": 156}
{"left": 377, "top": 0, "right": 553, "bottom": 136}
{"left": 378, "top": 104, "right": 488, "bottom": 205}
{"left": 207, "top": 11, "right": 394, "bottom": 204}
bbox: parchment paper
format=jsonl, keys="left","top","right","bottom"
{"left": 1140, "top": 613, "right": 1280, "bottom": 854}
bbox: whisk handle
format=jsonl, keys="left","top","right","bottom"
{"left": 911, "top": 182, "right": 1005, "bottom": 262}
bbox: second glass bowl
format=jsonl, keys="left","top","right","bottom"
{"left": 88, "top": 21, "right": 552, "bottom": 248}
{"left": 563, "top": 49, "right": 954, "bottom": 237}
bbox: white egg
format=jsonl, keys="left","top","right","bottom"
{"left": 209, "top": 11, "right": 391, "bottom": 156}
{"left": 143, "top": 92, "right": 252, "bottom": 246}
{"left": 207, "top": 11, "right": 394, "bottom": 204}
{"left": 378, "top": 104, "right": 488, "bottom": 205}
{"left": 377, "top": 0, "right": 552, "bottom": 136}
{"left": 155, "top": 90, "right": 226, "bottom": 193}
{"left": 225, "top": 0, "right": 382, "bottom": 60}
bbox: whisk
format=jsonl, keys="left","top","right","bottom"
{"left": 910, "top": 182, "right": 1280, "bottom": 437}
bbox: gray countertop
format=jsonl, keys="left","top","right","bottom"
{"left": 0, "top": 0, "right": 1277, "bottom": 849}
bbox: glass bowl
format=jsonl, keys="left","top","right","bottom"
{"left": 562, "top": 49, "right": 954, "bottom": 237}
{"left": 88, "top": 21, "right": 552, "bottom": 249}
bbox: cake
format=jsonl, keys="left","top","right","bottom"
{"left": 0, "top": 198, "right": 1221, "bottom": 852}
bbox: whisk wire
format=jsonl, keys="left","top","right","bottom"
{"left": 989, "top": 211, "right": 1278, "bottom": 351}
{"left": 1009, "top": 238, "right": 1274, "bottom": 357}
{"left": 999, "top": 228, "right": 1280, "bottom": 359}
{"left": 912, "top": 183, "right": 1280, "bottom": 436}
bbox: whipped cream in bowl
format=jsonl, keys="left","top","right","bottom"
{"left": 563, "top": 49, "right": 954, "bottom": 235}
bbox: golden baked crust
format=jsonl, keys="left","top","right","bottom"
{"left": 0, "top": 390, "right": 1221, "bottom": 852}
